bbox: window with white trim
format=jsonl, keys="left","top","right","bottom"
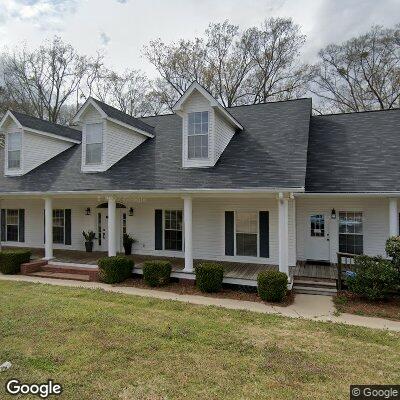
{"left": 236, "top": 212, "right": 258, "bottom": 257}
{"left": 339, "top": 211, "right": 363, "bottom": 255}
{"left": 85, "top": 123, "right": 103, "bottom": 165}
{"left": 53, "top": 209, "right": 65, "bottom": 244}
{"left": 6, "top": 209, "right": 19, "bottom": 242}
{"left": 164, "top": 210, "right": 182, "bottom": 251}
{"left": 188, "top": 111, "right": 209, "bottom": 159}
{"left": 8, "top": 132, "right": 21, "bottom": 170}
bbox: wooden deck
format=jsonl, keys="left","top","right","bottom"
{"left": 290, "top": 263, "right": 338, "bottom": 280}
{"left": 14, "top": 248, "right": 337, "bottom": 282}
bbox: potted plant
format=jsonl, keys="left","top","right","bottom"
{"left": 82, "top": 230, "right": 97, "bottom": 253}
{"left": 123, "top": 233, "right": 137, "bottom": 255}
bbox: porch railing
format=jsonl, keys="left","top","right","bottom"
{"left": 336, "top": 252, "right": 357, "bottom": 290}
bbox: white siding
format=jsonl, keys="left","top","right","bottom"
{"left": 296, "top": 197, "right": 393, "bottom": 263}
{"left": 104, "top": 120, "right": 146, "bottom": 170}
{"left": 21, "top": 132, "right": 73, "bottom": 174}
{"left": 80, "top": 103, "right": 148, "bottom": 172}
{"left": 182, "top": 90, "right": 214, "bottom": 168}
{"left": 214, "top": 109, "right": 236, "bottom": 161}
{"left": 3, "top": 118, "right": 73, "bottom": 176}
{"left": 1, "top": 196, "right": 296, "bottom": 267}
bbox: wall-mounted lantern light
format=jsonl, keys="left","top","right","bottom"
{"left": 85, "top": 207, "right": 91, "bottom": 216}
{"left": 331, "top": 208, "right": 336, "bottom": 219}
{"left": 129, "top": 207, "right": 134, "bottom": 216}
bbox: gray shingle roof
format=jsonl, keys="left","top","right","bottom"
{"left": 0, "top": 98, "right": 312, "bottom": 193}
{"left": 11, "top": 111, "right": 81, "bottom": 142}
{"left": 306, "top": 109, "right": 400, "bottom": 192}
{"left": 92, "top": 98, "right": 155, "bottom": 136}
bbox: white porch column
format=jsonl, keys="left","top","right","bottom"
{"left": 44, "top": 197, "right": 53, "bottom": 260}
{"left": 108, "top": 197, "right": 117, "bottom": 257}
{"left": 183, "top": 195, "right": 193, "bottom": 272}
{"left": 278, "top": 193, "right": 289, "bottom": 275}
{"left": 389, "top": 198, "right": 398, "bottom": 237}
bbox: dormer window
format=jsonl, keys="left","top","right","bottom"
{"left": 85, "top": 123, "right": 103, "bottom": 165}
{"left": 8, "top": 132, "right": 21, "bottom": 170}
{"left": 188, "top": 111, "right": 209, "bottom": 159}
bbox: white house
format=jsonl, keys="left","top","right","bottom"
{"left": 0, "top": 82, "right": 399, "bottom": 292}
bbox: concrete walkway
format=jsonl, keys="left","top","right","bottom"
{"left": 1, "top": 274, "right": 399, "bottom": 332}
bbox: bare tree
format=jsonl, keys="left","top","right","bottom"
{"left": 313, "top": 24, "right": 400, "bottom": 113}
{"left": 244, "top": 18, "right": 312, "bottom": 103}
{"left": 2, "top": 37, "right": 91, "bottom": 123}
{"left": 144, "top": 18, "right": 310, "bottom": 110}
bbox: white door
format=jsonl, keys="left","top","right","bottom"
{"left": 96, "top": 210, "right": 108, "bottom": 252}
{"left": 305, "top": 213, "right": 330, "bottom": 262}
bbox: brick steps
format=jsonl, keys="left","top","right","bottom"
{"left": 29, "top": 271, "right": 91, "bottom": 282}
{"left": 21, "top": 260, "right": 99, "bottom": 282}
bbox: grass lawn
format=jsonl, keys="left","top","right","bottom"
{"left": 334, "top": 291, "right": 400, "bottom": 321}
{"left": 0, "top": 281, "right": 399, "bottom": 400}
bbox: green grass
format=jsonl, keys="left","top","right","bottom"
{"left": 0, "top": 281, "right": 399, "bottom": 399}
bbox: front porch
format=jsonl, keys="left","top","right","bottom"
{"left": 24, "top": 248, "right": 278, "bottom": 286}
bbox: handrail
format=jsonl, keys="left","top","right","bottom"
{"left": 337, "top": 252, "right": 357, "bottom": 291}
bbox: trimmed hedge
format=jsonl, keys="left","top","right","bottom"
{"left": 142, "top": 260, "right": 172, "bottom": 287}
{"left": 347, "top": 255, "right": 399, "bottom": 300}
{"left": 257, "top": 270, "right": 288, "bottom": 302}
{"left": 0, "top": 249, "right": 31, "bottom": 274}
{"left": 195, "top": 262, "right": 224, "bottom": 293}
{"left": 98, "top": 256, "right": 134, "bottom": 284}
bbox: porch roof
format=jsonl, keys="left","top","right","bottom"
{"left": 0, "top": 99, "right": 311, "bottom": 194}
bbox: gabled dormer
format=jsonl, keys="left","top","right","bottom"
{"left": 173, "top": 82, "right": 243, "bottom": 168}
{"left": 0, "top": 110, "right": 81, "bottom": 176}
{"left": 73, "top": 98, "right": 155, "bottom": 173}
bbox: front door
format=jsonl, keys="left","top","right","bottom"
{"left": 305, "top": 213, "right": 330, "bottom": 262}
{"left": 97, "top": 210, "right": 108, "bottom": 252}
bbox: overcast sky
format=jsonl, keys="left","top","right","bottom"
{"left": 0, "top": 0, "right": 399, "bottom": 76}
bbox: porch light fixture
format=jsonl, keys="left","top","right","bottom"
{"left": 331, "top": 208, "right": 336, "bottom": 219}
{"left": 129, "top": 207, "right": 134, "bottom": 216}
{"left": 85, "top": 207, "right": 91, "bottom": 216}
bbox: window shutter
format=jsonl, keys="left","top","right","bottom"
{"left": 65, "top": 209, "right": 72, "bottom": 245}
{"left": 1, "top": 209, "right": 6, "bottom": 242}
{"left": 259, "top": 211, "right": 269, "bottom": 258}
{"left": 154, "top": 209, "right": 163, "bottom": 250}
{"left": 225, "top": 211, "right": 234, "bottom": 256}
{"left": 43, "top": 210, "right": 45, "bottom": 243}
{"left": 18, "top": 209, "right": 25, "bottom": 243}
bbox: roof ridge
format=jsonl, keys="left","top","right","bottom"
{"left": 314, "top": 107, "right": 400, "bottom": 117}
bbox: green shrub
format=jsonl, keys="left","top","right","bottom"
{"left": 385, "top": 236, "right": 400, "bottom": 272}
{"left": 0, "top": 249, "right": 31, "bottom": 274}
{"left": 195, "top": 263, "right": 224, "bottom": 292}
{"left": 142, "top": 260, "right": 172, "bottom": 287}
{"left": 346, "top": 255, "right": 399, "bottom": 301}
{"left": 257, "top": 270, "right": 288, "bottom": 302}
{"left": 98, "top": 256, "right": 134, "bottom": 284}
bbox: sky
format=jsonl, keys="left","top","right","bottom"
{"left": 0, "top": 0, "right": 399, "bottom": 77}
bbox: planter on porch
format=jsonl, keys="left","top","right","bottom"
{"left": 83, "top": 230, "right": 97, "bottom": 253}
{"left": 85, "top": 241, "right": 94, "bottom": 253}
{"left": 123, "top": 233, "right": 137, "bottom": 256}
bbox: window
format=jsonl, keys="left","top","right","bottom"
{"left": 188, "top": 111, "right": 209, "bottom": 159}
{"left": 236, "top": 212, "right": 258, "bottom": 257}
{"left": 85, "top": 123, "right": 103, "bottom": 164}
{"left": 339, "top": 212, "right": 363, "bottom": 255}
{"left": 53, "top": 209, "right": 65, "bottom": 244}
{"left": 164, "top": 210, "right": 182, "bottom": 251}
{"left": 6, "top": 209, "right": 19, "bottom": 241}
{"left": 310, "top": 214, "right": 325, "bottom": 237}
{"left": 8, "top": 132, "right": 21, "bottom": 170}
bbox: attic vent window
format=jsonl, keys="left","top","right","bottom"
{"left": 85, "top": 123, "right": 103, "bottom": 165}
{"left": 188, "top": 111, "right": 209, "bottom": 159}
{"left": 8, "top": 132, "right": 21, "bottom": 170}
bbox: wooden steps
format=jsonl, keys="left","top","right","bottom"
{"left": 293, "top": 277, "right": 337, "bottom": 296}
